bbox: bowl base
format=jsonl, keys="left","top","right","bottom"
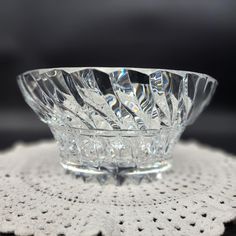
{"left": 61, "top": 160, "right": 172, "bottom": 185}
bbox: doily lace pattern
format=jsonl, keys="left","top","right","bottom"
{"left": 0, "top": 141, "right": 235, "bottom": 236}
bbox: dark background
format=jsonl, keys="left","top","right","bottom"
{"left": 0, "top": 1, "right": 235, "bottom": 235}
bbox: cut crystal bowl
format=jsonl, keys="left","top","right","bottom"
{"left": 17, "top": 67, "right": 217, "bottom": 184}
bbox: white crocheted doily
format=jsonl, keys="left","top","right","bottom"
{"left": 0, "top": 140, "right": 235, "bottom": 236}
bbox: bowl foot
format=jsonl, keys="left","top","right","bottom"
{"left": 60, "top": 160, "right": 172, "bottom": 185}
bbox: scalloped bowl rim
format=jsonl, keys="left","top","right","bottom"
{"left": 18, "top": 67, "right": 218, "bottom": 84}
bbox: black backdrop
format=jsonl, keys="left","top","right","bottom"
{"left": 0, "top": 0, "right": 236, "bottom": 149}
{"left": 0, "top": 1, "right": 236, "bottom": 235}
{"left": 1, "top": 0, "right": 236, "bottom": 109}
{"left": 0, "top": 0, "right": 236, "bottom": 154}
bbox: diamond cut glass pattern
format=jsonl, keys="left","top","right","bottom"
{"left": 18, "top": 67, "right": 217, "bottom": 183}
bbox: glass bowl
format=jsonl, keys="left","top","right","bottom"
{"left": 17, "top": 67, "right": 217, "bottom": 184}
